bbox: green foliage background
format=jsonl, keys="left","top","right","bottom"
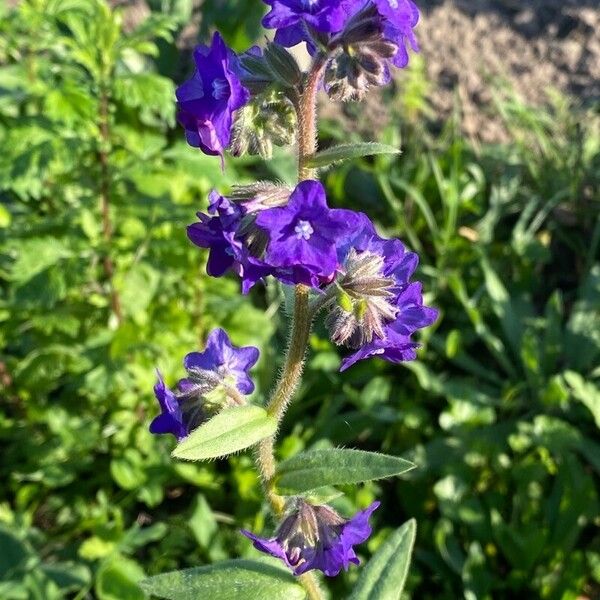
{"left": 1, "top": 0, "right": 599, "bottom": 598}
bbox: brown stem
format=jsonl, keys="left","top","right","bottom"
{"left": 98, "top": 88, "right": 123, "bottom": 324}
{"left": 298, "top": 55, "right": 327, "bottom": 181}
{"left": 254, "top": 54, "right": 328, "bottom": 600}
{"left": 256, "top": 285, "right": 311, "bottom": 516}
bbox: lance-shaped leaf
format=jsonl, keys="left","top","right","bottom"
{"left": 274, "top": 449, "right": 415, "bottom": 493}
{"left": 305, "top": 142, "right": 401, "bottom": 169}
{"left": 349, "top": 519, "right": 416, "bottom": 600}
{"left": 141, "top": 559, "right": 306, "bottom": 600}
{"left": 172, "top": 406, "right": 276, "bottom": 461}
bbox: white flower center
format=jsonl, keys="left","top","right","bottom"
{"left": 212, "top": 78, "right": 229, "bottom": 100}
{"left": 294, "top": 220, "right": 314, "bottom": 241}
{"left": 388, "top": 0, "right": 399, "bottom": 7}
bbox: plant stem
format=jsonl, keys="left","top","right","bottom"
{"left": 98, "top": 86, "right": 123, "bottom": 325}
{"left": 254, "top": 55, "right": 328, "bottom": 600}
{"left": 256, "top": 284, "right": 311, "bottom": 516}
{"left": 299, "top": 572, "right": 326, "bottom": 600}
{"left": 298, "top": 55, "right": 327, "bottom": 181}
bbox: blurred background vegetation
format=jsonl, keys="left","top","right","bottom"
{"left": 0, "top": 0, "right": 599, "bottom": 598}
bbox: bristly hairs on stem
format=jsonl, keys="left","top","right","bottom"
{"left": 253, "top": 54, "right": 328, "bottom": 600}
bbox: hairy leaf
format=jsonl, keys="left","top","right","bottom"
{"left": 349, "top": 519, "right": 416, "bottom": 600}
{"left": 305, "top": 142, "right": 401, "bottom": 168}
{"left": 172, "top": 406, "right": 277, "bottom": 461}
{"left": 141, "top": 559, "right": 305, "bottom": 600}
{"left": 275, "top": 449, "right": 415, "bottom": 493}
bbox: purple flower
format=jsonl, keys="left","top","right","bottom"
{"left": 340, "top": 282, "right": 437, "bottom": 370}
{"left": 256, "top": 180, "right": 361, "bottom": 286}
{"left": 372, "top": 0, "right": 420, "bottom": 68}
{"left": 149, "top": 370, "right": 188, "bottom": 441}
{"left": 242, "top": 500, "right": 380, "bottom": 576}
{"left": 188, "top": 183, "right": 362, "bottom": 291}
{"left": 149, "top": 329, "right": 259, "bottom": 440}
{"left": 176, "top": 32, "right": 250, "bottom": 160}
{"left": 325, "top": 215, "right": 438, "bottom": 369}
{"left": 187, "top": 191, "right": 244, "bottom": 278}
{"left": 184, "top": 328, "right": 260, "bottom": 395}
{"left": 262, "top": 0, "right": 348, "bottom": 49}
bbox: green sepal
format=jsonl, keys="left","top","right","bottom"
{"left": 264, "top": 43, "right": 302, "bottom": 87}
{"left": 349, "top": 519, "right": 417, "bottom": 600}
{"left": 287, "top": 486, "right": 344, "bottom": 505}
{"left": 171, "top": 405, "right": 277, "bottom": 462}
{"left": 305, "top": 142, "right": 401, "bottom": 169}
{"left": 141, "top": 559, "right": 306, "bottom": 600}
{"left": 274, "top": 448, "right": 415, "bottom": 493}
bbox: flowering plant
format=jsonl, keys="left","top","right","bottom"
{"left": 143, "top": 1, "right": 437, "bottom": 597}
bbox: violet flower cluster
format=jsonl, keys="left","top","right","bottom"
{"left": 150, "top": 0, "right": 436, "bottom": 584}
{"left": 176, "top": 0, "right": 421, "bottom": 158}
{"left": 186, "top": 178, "right": 437, "bottom": 370}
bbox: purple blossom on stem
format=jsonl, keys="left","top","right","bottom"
{"left": 262, "top": 0, "right": 348, "bottom": 49}
{"left": 176, "top": 32, "right": 250, "bottom": 161}
{"left": 372, "top": 0, "right": 420, "bottom": 67}
{"left": 256, "top": 180, "right": 361, "bottom": 285}
{"left": 242, "top": 500, "right": 380, "bottom": 576}
{"left": 188, "top": 182, "right": 362, "bottom": 291}
{"left": 187, "top": 191, "right": 244, "bottom": 278}
{"left": 149, "top": 371, "right": 187, "bottom": 441}
{"left": 149, "top": 329, "right": 259, "bottom": 440}
{"left": 340, "top": 282, "right": 437, "bottom": 370}
{"left": 326, "top": 214, "right": 438, "bottom": 370}
{"left": 184, "top": 328, "right": 260, "bottom": 395}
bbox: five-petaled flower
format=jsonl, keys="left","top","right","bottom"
{"left": 242, "top": 500, "right": 380, "bottom": 576}
{"left": 176, "top": 32, "right": 250, "bottom": 161}
{"left": 372, "top": 0, "right": 420, "bottom": 68}
{"left": 149, "top": 329, "right": 259, "bottom": 440}
{"left": 256, "top": 179, "right": 361, "bottom": 286}
{"left": 188, "top": 181, "right": 362, "bottom": 291}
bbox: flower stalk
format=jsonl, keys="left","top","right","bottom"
{"left": 255, "top": 57, "right": 326, "bottom": 600}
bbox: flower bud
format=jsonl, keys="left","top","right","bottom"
{"left": 229, "top": 182, "right": 292, "bottom": 213}
{"left": 231, "top": 90, "right": 297, "bottom": 159}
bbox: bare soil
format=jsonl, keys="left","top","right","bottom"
{"left": 412, "top": 0, "right": 600, "bottom": 141}
{"left": 111, "top": 0, "right": 600, "bottom": 143}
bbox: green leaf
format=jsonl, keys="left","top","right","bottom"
{"left": 275, "top": 449, "right": 415, "bottom": 493}
{"left": 172, "top": 406, "right": 277, "bottom": 461}
{"left": 95, "top": 556, "right": 145, "bottom": 600}
{"left": 0, "top": 525, "right": 30, "bottom": 579}
{"left": 349, "top": 519, "right": 416, "bottom": 600}
{"left": 564, "top": 371, "right": 600, "bottom": 428}
{"left": 141, "top": 559, "right": 306, "bottom": 600}
{"left": 305, "top": 142, "right": 401, "bottom": 169}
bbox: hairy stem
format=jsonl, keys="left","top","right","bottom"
{"left": 256, "top": 285, "right": 311, "bottom": 515}
{"left": 298, "top": 55, "right": 327, "bottom": 181}
{"left": 98, "top": 87, "right": 123, "bottom": 325}
{"left": 254, "top": 54, "right": 327, "bottom": 600}
{"left": 299, "top": 572, "right": 326, "bottom": 600}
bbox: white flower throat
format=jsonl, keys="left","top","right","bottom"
{"left": 295, "top": 220, "right": 314, "bottom": 240}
